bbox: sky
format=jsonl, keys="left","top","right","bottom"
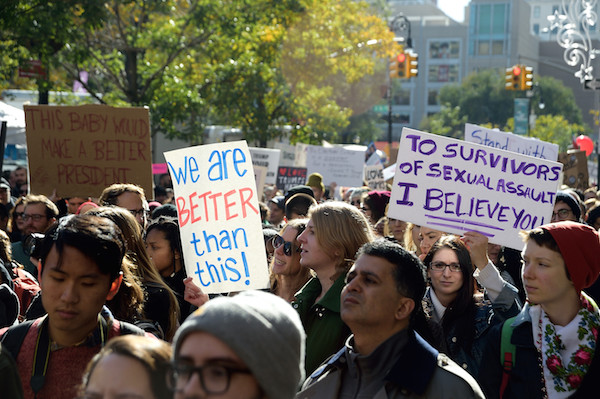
{"left": 437, "top": 0, "right": 470, "bottom": 23}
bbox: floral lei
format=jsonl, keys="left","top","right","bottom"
{"left": 537, "top": 294, "right": 599, "bottom": 393}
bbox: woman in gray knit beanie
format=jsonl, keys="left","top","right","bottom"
{"left": 171, "top": 290, "right": 305, "bottom": 399}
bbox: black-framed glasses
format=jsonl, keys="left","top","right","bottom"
{"left": 167, "top": 362, "right": 251, "bottom": 394}
{"left": 22, "top": 214, "right": 47, "bottom": 222}
{"left": 14, "top": 212, "right": 25, "bottom": 219}
{"left": 429, "top": 261, "right": 461, "bottom": 273}
{"left": 272, "top": 234, "right": 301, "bottom": 257}
{"left": 551, "top": 209, "right": 572, "bottom": 219}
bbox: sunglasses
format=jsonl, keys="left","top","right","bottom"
{"left": 272, "top": 234, "right": 301, "bottom": 257}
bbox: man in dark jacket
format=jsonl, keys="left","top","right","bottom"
{"left": 297, "top": 239, "right": 484, "bottom": 398}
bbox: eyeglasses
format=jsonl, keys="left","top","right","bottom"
{"left": 129, "top": 208, "right": 150, "bottom": 219}
{"left": 429, "top": 261, "right": 462, "bottom": 273}
{"left": 22, "top": 214, "right": 47, "bottom": 222}
{"left": 551, "top": 209, "right": 572, "bottom": 219}
{"left": 272, "top": 234, "right": 301, "bottom": 257}
{"left": 167, "top": 362, "right": 251, "bottom": 394}
{"left": 14, "top": 212, "right": 25, "bottom": 219}
{"left": 361, "top": 207, "right": 371, "bottom": 212}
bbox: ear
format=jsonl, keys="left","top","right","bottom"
{"left": 395, "top": 297, "right": 416, "bottom": 322}
{"left": 37, "top": 260, "right": 43, "bottom": 284}
{"left": 106, "top": 272, "right": 123, "bottom": 301}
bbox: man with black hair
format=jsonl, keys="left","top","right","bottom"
{"left": 297, "top": 239, "right": 484, "bottom": 398}
{"left": 1, "top": 214, "right": 150, "bottom": 399}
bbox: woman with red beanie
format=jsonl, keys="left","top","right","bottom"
{"left": 480, "top": 221, "right": 600, "bottom": 398}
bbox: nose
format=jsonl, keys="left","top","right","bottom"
{"left": 442, "top": 266, "right": 452, "bottom": 277}
{"left": 60, "top": 281, "right": 79, "bottom": 304}
{"left": 274, "top": 241, "right": 284, "bottom": 256}
{"left": 296, "top": 230, "right": 306, "bottom": 244}
{"left": 551, "top": 213, "right": 559, "bottom": 222}
{"left": 178, "top": 371, "right": 207, "bottom": 398}
{"left": 522, "top": 261, "right": 533, "bottom": 281}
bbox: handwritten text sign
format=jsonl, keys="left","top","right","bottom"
{"left": 364, "top": 164, "right": 386, "bottom": 190}
{"left": 388, "top": 128, "right": 563, "bottom": 250}
{"left": 249, "top": 147, "right": 280, "bottom": 185}
{"left": 306, "top": 145, "right": 364, "bottom": 187}
{"left": 24, "top": 105, "right": 152, "bottom": 198}
{"left": 164, "top": 141, "right": 269, "bottom": 294}
{"left": 465, "top": 123, "right": 559, "bottom": 161}
{"left": 276, "top": 167, "right": 307, "bottom": 193}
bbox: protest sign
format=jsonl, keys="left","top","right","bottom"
{"left": 558, "top": 150, "right": 589, "bottom": 190}
{"left": 383, "top": 163, "right": 396, "bottom": 181}
{"left": 465, "top": 123, "right": 559, "bottom": 161}
{"left": 295, "top": 142, "right": 308, "bottom": 167}
{"left": 276, "top": 166, "right": 307, "bottom": 193}
{"left": 253, "top": 165, "right": 268, "bottom": 201}
{"left": 274, "top": 142, "right": 296, "bottom": 167}
{"left": 24, "top": 104, "right": 152, "bottom": 198}
{"left": 364, "top": 164, "right": 386, "bottom": 190}
{"left": 164, "top": 141, "right": 269, "bottom": 294}
{"left": 249, "top": 147, "right": 280, "bottom": 185}
{"left": 306, "top": 145, "right": 364, "bottom": 187}
{"left": 388, "top": 128, "right": 563, "bottom": 250}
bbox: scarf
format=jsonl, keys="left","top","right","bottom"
{"left": 531, "top": 293, "right": 600, "bottom": 398}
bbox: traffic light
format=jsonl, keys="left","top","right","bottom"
{"left": 406, "top": 51, "right": 419, "bottom": 78}
{"left": 505, "top": 65, "right": 522, "bottom": 90}
{"left": 522, "top": 65, "right": 533, "bottom": 90}
{"left": 396, "top": 52, "right": 407, "bottom": 78}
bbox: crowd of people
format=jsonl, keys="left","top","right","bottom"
{"left": 0, "top": 166, "right": 598, "bottom": 399}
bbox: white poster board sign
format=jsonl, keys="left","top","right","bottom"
{"left": 364, "top": 164, "right": 386, "bottom": 190}
{"left": 295, "top": 143, "right": 308, "bottom": 167}
{"left": 306, "top": 145, "right": 364, "bottom": 187}
{"left": 253, "top": 165, "right": 268, "bottom": 202}
{"left": 388, "top": 128, "right": 563, "bottom": 250}
{"left": 274, "top": 142, "right": 296, "bottom": 167}
{"left": 249, "top": 147, "right": 281, "bottom": 185}
{"left": 465, "top": 123, "right": 559, "bottom": 161}
{"left": 164, "top": 141, "right": 269, "bottom": 294}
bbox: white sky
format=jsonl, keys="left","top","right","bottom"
{"left": 437, "top": 0, "right": 470, "bottom": 23}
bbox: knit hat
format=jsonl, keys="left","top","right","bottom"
{"left": 173, "top": 291, "right": 305, "bottom": 399}
{"left": 555, "top": 190, "right": 582, "bottom": 221}
{"left": 306, "top": 173, "right": 325, "bottom": 192}
{"left": 541, "top": 221, "right": 600, "bottom": 293}
{"left": 367, "top": 190, "right": 391, "bottom": 214}
{"left": 284, "top": 185, "right": 314, "bottom": 203}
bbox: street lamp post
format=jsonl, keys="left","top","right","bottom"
{"left": 388, "top": 14, "right": 412, "bottom": 145}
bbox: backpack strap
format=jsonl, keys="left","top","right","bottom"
{"left": 499, "top": 315, "right": 517, "bottom": 398}
{"left": 0, "top": 320, "right": 35, "bottom": 361}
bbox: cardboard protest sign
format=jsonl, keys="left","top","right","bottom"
{"left": 306, "top": 145, "right": 364, "bottom": 187}
{"left": 295, "top": 143, "right": 308, "bottom": 167}
{"left": 24, "top": 105, "right": 152, "bottom": 198}
{"left": 558, "top": 150, "right": 589, "bottom": 190}
{"left": 276, "top": 166, "right": 307, "bottom": 193}
{"left": 249, "top": 147, "right": 280, "bottom": 185}
{"left": 465, "top": 123, "right": 559, "bottom": 161}
{"left": 364, "top": 164, "right": 386, "bottom": 190}
{"left": 388, "top": 128, "right": 563, "bottom": 250}
{"left": 164, "top": 141, "right": 269, "bottom": 294}
{"left": 253, "top": 165, "right": 268, "bottom": 201}
{"left": 274, "top": 142, "right": 296, "bottom": 166}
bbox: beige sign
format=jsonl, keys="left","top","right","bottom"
{"left": 25, "top": 105, "right": 153, "bottom": 198}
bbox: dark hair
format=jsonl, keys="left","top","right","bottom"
{"left": 151, "top": 204, "right": 177, "bottom": 219}
{"left": 99, "top": 183, "right": 147, "bottom": 206}
{"left": 356, "top": 239, "right": 426, "bottom": 316}
{"left": 423, "top": 235, "right": 476, "bottom": 351}
{"left": 80, "top": 335, "right": 172, "bottom": 399}
{"left": 285, "top": 193, "right": 317, "bottom": 220}
{"left": 145, "top": 216, "right": 183, "bottom": 269}
{"left": 39, "top": 214, "right": 125, "bottom": 282}
{"left": 363, "top": 193, "right": 388, "bottom": 223}
{"left": 24, "top": 194, "right": 59, "bottom": 220}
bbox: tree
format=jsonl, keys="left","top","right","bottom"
{"left": 421, "top": 69, "right": 585, "bottom": 138}
{"left": 505, "top": 114, "right": 587, "bottom": 152}
{"left": 1, "top": 0, "right": 397, "bottom": 147}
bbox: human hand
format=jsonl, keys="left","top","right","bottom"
{"left": 183, "top": 277, "right": 209, "bottom": 307}
{"left": 461, "top": 231, "right": 490, "bottom": 270}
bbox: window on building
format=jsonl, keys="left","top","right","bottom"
{"left": 427, "top": 90, "right": 439, "bottom": 106}
{"left": 533, "top": 23, "right": 540, "bottom": 35}
{"left": 491, "top": 40, "right": 504, "bottom": 54}
{"left": 394, "top": 89, "right": 411, "bottom": 106}
{"left": 534, "top": 6, "right": 540, "bottom": 18}
{"left": 469, "top": 3, "right": 509, "bottom": 56}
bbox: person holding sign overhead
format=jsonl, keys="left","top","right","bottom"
{"left": 422, "top": 233, "right": 521, "bottom": 381}
{"left": 294, "top": 201, "right": 375, "bottom": 374}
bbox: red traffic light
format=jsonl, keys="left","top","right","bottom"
{"left": 512, "top": 66, "right": 521, "bottom": 76}
{"left": 397, "top": 53, "right": 406, "bottom": 63}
